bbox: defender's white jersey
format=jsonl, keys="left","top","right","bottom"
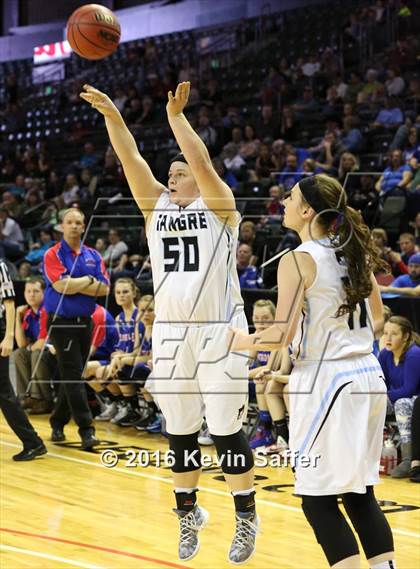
{"left": 146, "top": 190, "right": 243, "bottom": 323}
{"left": 291, "top": 238, "right": 374, "bottom": 361}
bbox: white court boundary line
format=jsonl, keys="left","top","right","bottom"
{"left": 0, "top": 543, "right": 105, "bottom": 568}
{"left": 1, "top": 440, "right": 419, "bottom": 540}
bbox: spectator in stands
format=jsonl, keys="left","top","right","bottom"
{"left": 292, "top": 86, "right": 319, "bottom": 120}
{"left": 310, "top": 131, "right": 341, "bottom": 172}
{"left": 277, "top": 152, "right": 302, "bottom": 190}
{"left": 348, "top": 174, "right": 377, "bottom": 215}
{"left": 398, "top": 232, "right": 417, "bottom": 264}
{"left": 256, "top": 104, "right": 280, "bottom": 140}
{"left": 59, "top": 173, "right": 80, "bottom": 208}
{"left": 263, "top": 184, "right": 284, "bottom": 225}
{"left": 95, "top": 237, "right": 106, "bottom": 256}
{"left": 254, "top": 142, "right": 276, "bottom": 179}
{"left": 409, "top": 211, "right": 420, "bottom": 245}
{"left": 103, "top": 228, "right": 129, "bottom": 272}
{"left": 13, "top": 277, "right": 55, "bottom": 413}
{"left": 9, "top": 174, "right": 25, "bottom": 198}
{"left": 403, "top": 128, "right": 420, "bottom": 163}
{"left": 279, "top": 106, "right": 299, "bottom": 141}
{"left": 212, "top": 157, "right": 238, "bottom": 191}
{"left": 380, "top": 253, "right": 420, "bottom": 297}
{"left": 239, "top": 221, "right": 264, "bottom": 265}
{"left": 340, "top": 116, "right": 363, "bottom": 153}
{"left": 1, "top": 191, "right": 22, "bottom": 219}
{"left": 357, "top": 68, "right": 383, "bottom": 103}
{"left": 379, "top": 316, "right": 420, "bottom": 477}
{"left": 345, "top": 71, "right": 363, "bottom": 103}
{"left": 79, "top": 142, "right": 99, "bottom": 170}
{"left": 125, "top": 97, "right": 143, "bottom": 124}
{"left": 271, "top": 139, "right": 286, "bottom": 172}
{"left": 236, "top": 243, "right": 263, "bottom": 289}
{"left": 239, "top": 125, "right": 260, "bottom": 160}
{"left": 113, "top": 87, "right": 128, "bottom": 113}
{"left": 196, "top": 112, "right": 217, "bottom": 153}
{"left": 337, "top": 152, "right": 360, "bottom": 191}
{"left": 135, "top": 95, "right": 156, "bottom": 126}
{"left": 16, "top": 261, "right": 32, "bottom": 281}
{"left": 375, "top": 149, "right": 413, "bottom": 197}
{"left": 372, "top": 97, "right": 404, "bottom": 129}
{"left": 222, "top": 142, "right": 246, "bottom": 175}
{"left": 25, "top": 229, "right": 54, "bottom": 267}
{"left": 0, "top": 207, "right": 24, "bottom": 260}
{"left": 385, "top": 68, "right": 405, "bottom": 97}
{"left": 78, "top": 168, "right": 98, "bottom": 207}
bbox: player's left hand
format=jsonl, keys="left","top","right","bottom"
{"left": 166, "top": 82, "right": 190, "bottom": 117}
{"left": 227, "top": 327, "right": 250, "bottom": 352}
{"left": 0, "top": 335, "right": 13, "bottom": 357}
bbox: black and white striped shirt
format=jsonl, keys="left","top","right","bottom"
{"left": 0, "top": 260, "right": 15, "bottom": 320}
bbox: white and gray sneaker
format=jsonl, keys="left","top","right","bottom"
{"left": 198, "top": 425, "right": 214, "bottom": 446}
{"left": 110, "top": 402, "right": 129, "bottom": 424}
{"left": 174, "top": 505, "right": 209, "bottom": 561}
{"left": 228, "top": 512, "right": 260, "bottom": 564}
{"left": 95, "top": 401, "right": 117, "bottom": 421}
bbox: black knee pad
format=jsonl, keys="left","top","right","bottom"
{"left": 211, "top": 429, "right": 254, "bottom": 475}
{"left": 342, "top": 487, "right": 394, "bottom": 559}
{"left": 301, "top": 495, "right": 359, "bottom": 566}
{"left": 168, "top": 432, "right": 201, "bottom": 473}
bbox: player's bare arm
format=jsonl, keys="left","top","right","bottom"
{"left": 229, "top": 252, "right": 313, "bottom": 351}
{"left": 368, "top": 273, "right": 385, "bottom": 335}
{"left": 166, "top": 82, "right": 238, "bottom": 226}
{"left": 80, "top": 84, "right": 165, "bottom": 219}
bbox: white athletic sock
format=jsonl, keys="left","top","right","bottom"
{"left": 174, "top": 487, "right": 197, "bottom": 494}
{"left": 370, "top": 560, "right": 397, "bottom": 568}
{"left": 231, "top": 487, "right": 255, "bottom": 496}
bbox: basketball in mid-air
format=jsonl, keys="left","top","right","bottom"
{"left": 66, "top": 4, "right": 121, "bottom": 60}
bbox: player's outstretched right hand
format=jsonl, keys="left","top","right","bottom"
{"left": 80, "top": 84, "right": 121, "bottom": 123}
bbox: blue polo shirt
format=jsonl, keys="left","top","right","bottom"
{"left": 42, "top": 240, "right": 109, "bottom": 317}
{"left": 22, "top": 303, "right": 45, "bottom": 342}
{"left": 391, "top": 274, "right": 420, "bottom": 288}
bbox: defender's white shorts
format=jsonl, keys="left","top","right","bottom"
{"left": 150, "top": 312, "right": 249, "bottom": 436}
{"left": 289, "top": 353, "right": 387, "bottom": 496}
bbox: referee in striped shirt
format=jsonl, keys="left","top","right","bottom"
{"left": 0, "top": 260, "right": 47, "bottom": 461}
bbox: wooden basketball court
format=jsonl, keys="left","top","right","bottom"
{"left": 1, "top": 416, "right": 419, "bottom": 568}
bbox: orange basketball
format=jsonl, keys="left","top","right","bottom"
{"left": 66, "top": 4, "right": 121, "bottom": 60}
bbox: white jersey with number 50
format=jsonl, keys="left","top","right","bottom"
{"left": 146, "top": 190, "right": 243, "bottom": 324}
{"left": 291, "top": 239, "right": 375, "bottom": 361}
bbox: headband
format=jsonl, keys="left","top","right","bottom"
{"left": 299, "top": 176, "right": 331, "bottom": 214}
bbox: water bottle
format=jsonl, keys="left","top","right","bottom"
{"left": 380, "top": 439, "right": 398, "bottom": 475}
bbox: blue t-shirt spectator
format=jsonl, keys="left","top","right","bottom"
{"left": 380, "top": 164, "right": 412, "bottom": 194}
{"left": 378, "top": 344, "right": 420, "bottom": 403}
{"left": 375, "top": 107, "right": 404, "bottom": 127}
{"left": 237, "top": 266, "right": 263, "bottom": 289}
{"left": 391, "top": 274, "right": 420, "bottom": 288}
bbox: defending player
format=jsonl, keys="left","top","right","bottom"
{"left": 229, "top": 175, "right": 396, "bottom": 569}
{"left": 81, "top": 82, "right": 257, "bottom": 564}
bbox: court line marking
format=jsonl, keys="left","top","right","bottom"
{"left": 0, "top": 528, "right": 192, "bottom": 569}
{"left": 0, "top": 544, "right": 104, "bottom": 569}
{"left": 1, "top": 440, "right": 419, "bottom": 541}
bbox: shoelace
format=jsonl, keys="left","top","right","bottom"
{"left": 231, "top": 516, "right": 259, "bottom": 551}
{"left": 179, "top": 510, "right": 201, "bottom": 544}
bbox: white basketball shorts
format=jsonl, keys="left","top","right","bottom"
{"left": 150, "top": 311, "right": 249, "bottom": 436}
{"left": 289, "top": 353, "right": 387, "bottom": 496}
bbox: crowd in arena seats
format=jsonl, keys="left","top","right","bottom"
{"left": 0, "top": 0, "right": 419, "bottom": 478}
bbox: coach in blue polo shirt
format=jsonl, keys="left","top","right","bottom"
{"left": 43, "top": 208, "right": 110, "bottom": 449}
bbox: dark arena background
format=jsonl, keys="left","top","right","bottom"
{"left": 0, "top": 1, "right": 419, "bottom": 568}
